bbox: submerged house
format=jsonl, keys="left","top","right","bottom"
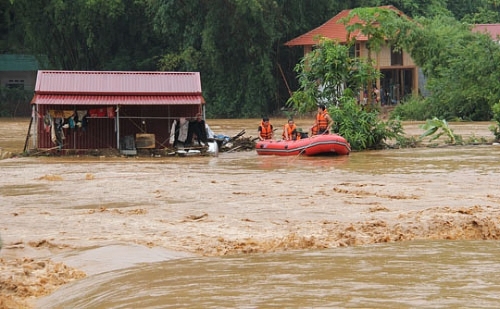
{"left": 29, "top": 70, "right": 205, "bottom": 154}
{"left": 284, "top": 5, "right": 421, "bottom": 105}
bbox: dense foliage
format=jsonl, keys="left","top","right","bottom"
{"left": 287, "top": 39, "right": 379, "bottom": 113}
{"left": 287, "top": 37, "right": 406, "bottom": 150}
{"left": 2, "top": 0, "right": 500, "bottom": 118}
{"left": 0, "top": 87, "right": 31, "bottom": 117}
{"left": 394, "top": 15, "right": 500, "bottom": 120}
{"left": 489, "top": 102, "right": 500, "bottom": 141}
{"left": 329, "top": 98, "right": 406, "bottom": 150}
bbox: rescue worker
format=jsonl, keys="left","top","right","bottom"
{"left": 258, "top": 117, "right": 274, "bottom": 140}
{"left": 282, "top": 118, "right": 300, "bottom": 141}
{"left": 311, "top": 104, "right": 333, "bottom": 136}
{"left": 309, "top": 124, "right": 318, "bottom": 137}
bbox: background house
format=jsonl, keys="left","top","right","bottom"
{"left": 284, "top": 6, "right": 420, "bottom": 105}
{"left": 472, "top": 24, "right": 500, "bottom": 42}
{"left": 0, "top": 54, "right": 47, "bottom": 117}
{"left": 29, "top": 70, "right": 205, "bottom": 154}
{"left": 0, "top": 54, "right": 41, "bottom": 90}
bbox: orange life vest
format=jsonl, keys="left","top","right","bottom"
{"left": 259, "top": 121, "right": 273, "bottom": 140}
{"left": 316, "top": 109, "right": 328, "bottom": 131}
{"left": 310, "top": 125, "right": 318, "bottom": 136}
{"left": 316, "top": 109, "right": 329, "bottom": 132}
{"left": 282, "top": 123, "right": 298, "bottom": 140}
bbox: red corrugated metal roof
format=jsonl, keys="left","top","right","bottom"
{"left": 31, "top": 94, "right": 205, "bottom": 105}
{"left": 35, "top": 70, "right": 202, "bottom": 95}
{"left": 32, "top": 70, "right": 205, "bottom": 105}
{"left": 284, "top": 5, "right": 403, "bottom": 47}
{"left": 472, "top": 24, "right": 500, "bottom": 40}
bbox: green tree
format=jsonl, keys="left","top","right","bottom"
{"left": 396, "top": 15, "right": 500, "bottom": 120}
{"left": 287, "top": 38, "right": 378, "bottom": 113}
{"left": 341, "top": 7, "right": 402, "bottom": 106}
{"left": 148, "top": 0, "right": 369, "bottom": 117}
{"left": 287, "top": 39, "right": 404, "bottom": 150}
{"left": 10, "top": 0, "right": 493, "bottom": 119}
{"left": 489, "top": 101, "right": 500, "bottom": 141}
{"left": 0, "top": 86, "right": 32, "bottom": 117}
{"left": 148, "top": 0, "right": 283, "bottom": 117}
{"left": 0, "top": 0, "right": 11, "bottom": 52}
{"left": 446, "top": 0, "right": 489, "bottom": 20}
{"left": 10, "top": 0, "right": 160, "bottom": 70}
{"left": 460, "top": 0, "right": 500, "bottom": 23}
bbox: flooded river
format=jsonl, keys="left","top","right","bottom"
{"left": 1, "top": 118, "right": 500, "bottom": 308}
{"left": 40, "top": 241, "right": 500, "bottom": 308}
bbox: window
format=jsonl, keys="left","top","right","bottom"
{"left": 6, "top": 79, "right": 25, "bottom": 89}
{"left": 391, "top": 49, "right": 403, "bottom": 65}
{"left": 348, "top": 43, "right": 361, "bottom": 58}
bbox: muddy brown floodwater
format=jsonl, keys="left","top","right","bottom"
{"left": 0, "top": 117, "right": 499, "bottom": 308}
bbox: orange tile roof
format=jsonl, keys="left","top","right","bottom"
{"left": 284, "top": 5, "right": 402, "bottom": 47}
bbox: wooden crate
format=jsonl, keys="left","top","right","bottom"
{"left": 135, "top": 133, "right": 155, "bottom": 148}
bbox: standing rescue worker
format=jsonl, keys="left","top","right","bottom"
{"left": 311, "top": 104, "right": 333, "bottom": 136}
{"left": 258, "top": 117, "right": 274, "bottom": 140}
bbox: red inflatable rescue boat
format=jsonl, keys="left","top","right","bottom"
{"left": 256, "top": 134, "right": 351, "bottom": 156}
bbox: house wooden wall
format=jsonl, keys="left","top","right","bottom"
{"left": 34, "top": 104, "right": 200, "bottom": 151}
{"left": 357, "top": 43, "right": 415, "bottom": 68}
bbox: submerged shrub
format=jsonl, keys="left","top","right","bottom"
{"left": 390, "top": 97, "right": 433, "bottom": 121}
{"left": 330, "top": 98, "right": 405, "bottom": 150}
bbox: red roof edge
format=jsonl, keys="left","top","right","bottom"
{"left": 284, "top": 5, "right": 406, "bottom": 47}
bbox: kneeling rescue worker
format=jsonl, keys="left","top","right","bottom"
{"left": 282, "top": 118, "right": 300, "bottom": 141}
